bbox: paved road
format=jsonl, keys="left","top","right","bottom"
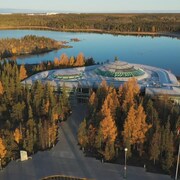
{"left": 0, "top": 104, "right": 172, "bottom": 180}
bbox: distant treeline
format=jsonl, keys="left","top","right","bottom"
{"left": 0, "top": 13, "right": 180, "bottom": 33}
{"left": 0, "top": 35, "right": 64, "bottom": 59}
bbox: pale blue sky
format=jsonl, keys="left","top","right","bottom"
{"left": 1, "top": 0, "right": 180, "bottom": 12}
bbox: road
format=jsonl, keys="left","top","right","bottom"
{"left": 0, "top": 104, "right": 172, "bottom": 180}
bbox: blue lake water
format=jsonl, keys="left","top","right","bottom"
{"left": 0, "top": 30, "right": 180, "bottom": 76}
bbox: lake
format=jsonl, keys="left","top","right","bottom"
{"left": 0, "top": 30, "right": 180, "bottom": 76}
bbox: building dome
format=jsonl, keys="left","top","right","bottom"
{"left": 51, "top": 69, "right": 83, "bottom": 80}
{"left": 95, "top": 61, "right": 145, "bottom": 78}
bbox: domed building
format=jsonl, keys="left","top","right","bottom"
{"left": 95, "top": 61, "right": 146, "bottom": 79}
{"left": 22, "top": 60, "right": 180, "bottom": 104}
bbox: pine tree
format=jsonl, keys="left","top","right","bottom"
{"left": 150, "top": 121, "right": 161, "bottom": 165}
{"left": 89, "top": 91, "right": 98, "bottom": 116}
{"left": 0, "top": 81, "right": 4, "bottom": 95}
{"left": 123, "top": 106, "right": 136, "bottom": 145}
{"left": 104, "top": 139, "right": 115, "bottom": 161}
{"left": 14, "top": 128, "right": 22, "bottom": 144}
{"left": 0, "top": 138, "right": 7, "bottom": 159}
{"left": 162, "top": 121, "right": 174, "bottom": 171}
{"left": 54, "top": 57, "right": 59, "bottom": 66}
{"left": 19, "top": 64, "right": 27, "bottom": 80}
{"left": 69, "top": 56, "right": 75, "bottom": 66}
{"left": 77, "top": 119, "right": 88, "bottom": 148}
{"left": 59, "top": 53, "right": 69, "bottom": 66}
{"left": 122, "top": 78, "right": 140, "bottom": 113}
{"left": 74, "top": 53, "right": 85, "bottom": 66}
{"left": 87, "top": 124, "right": 96, "bottom": 147}
{"left": 100, "top": 105, "right": 117, "bottom": 143}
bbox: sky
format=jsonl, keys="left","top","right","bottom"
{"left": 1, "top": 0, "right": 180, "bottom": 13}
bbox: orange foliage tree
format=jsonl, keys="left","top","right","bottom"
{"left": 0, "top": 81, "right": 4, "bottom": 95}
{"left": 0, "top": 138, "right": 6, "bottom": 159}
{"left": 19, "top": 64, "right": 27, "bottom": 80}
{"left": 120, "top": 78, "right": 140, "bottom": 112}
{"left": 74, "top": 53, "right": 85, "bottom": 66}
{"left": 123, "top": 104, "right": 151, "bottom": 156}
{"left": 14, "top": 128, "right": 22, "bottom": 144}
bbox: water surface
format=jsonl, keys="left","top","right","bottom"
{"left": 0, "top": 30, "right": 179, "bottom": 75}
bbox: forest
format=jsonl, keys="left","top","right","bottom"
{"left": 0, "top": 13, "right": 180, "bottom": 34}
{"left": 78, "top": 79, "right": 180, "bottom": 176}
{"left": 0, "top": 35, "right": 66, "bottom": 59}
{"left": 0, "top": 61, "right": 70, "bottom": 168}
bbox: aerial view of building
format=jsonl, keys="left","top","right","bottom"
{"left": 23, "top": 60, "right": 180, "bottom": 103}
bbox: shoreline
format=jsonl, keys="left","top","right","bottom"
{"left": 0, "top": 26, "right": 180, "bottom": 39}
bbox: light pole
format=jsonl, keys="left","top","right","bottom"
{"left": 124, "top": 148, "right": 128, "bottom": 179}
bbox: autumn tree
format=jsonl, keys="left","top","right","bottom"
{"left": 78, "top": 119, "right": 88, "bottom": 148}
{"left": 149, "top": 121, "right": 161, "bottom": 165}
{"left": 121, "top": 78, "right": 140, "bottom": 113}
{"left": 69, "top": 56, "right": 75, "bottom": 66}
{"left": 104, "top": 139, "right": 115, "bottom": 161}
{"left": 89, "top": 91, "right": 98, "bottom": 117}
{"left": 19, "top": 64, "right": 27, "bottom": 80}
{"left": 59, "top": 53, "right": 69, "bottom": 66}
{"left": 87, "top": 124, "right": 96, "bottom": 148}
{"left": 74, "top": 53, "right": 85, "bottom": 66}
{"left": 96, "top": 80, "right": 108, "bottom": 110}
{"left": 98, "top": 99, "right": 117, "bottom": 160}
{"left": 0, "top": 81, "right": 4, "bottom": 95}
{"left": 123, "top": 104, "right": 151, "bottom": 156}
{"left": 0, "top": 138, "right": 7, "bottom": 161}
{"left": 14, "top": 128, "right": 22, "bottom": 144}
{"left": 54, "top": 57, "right": 59, "bottom": 66}
{"left": 161, "top": 121, "right": 174, "bottom": 171}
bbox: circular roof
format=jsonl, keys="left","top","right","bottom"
{"left": 95, "top": 61, "right": 145, "bottom": 78}
{"left": 52, "top": 69, "right": 83, "bottom": 80}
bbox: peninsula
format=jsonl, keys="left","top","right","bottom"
{"left": 0, "top": 35, "right": 69, "bottom": 59}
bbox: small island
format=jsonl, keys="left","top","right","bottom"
{"left": 70, "top": 38, "right": 81, "bottom": 42}
{"left": 0, "top": 35, "right": 70, "bottom": 59}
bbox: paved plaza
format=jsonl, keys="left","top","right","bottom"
{"left": 0, "top": 104, "right": 172, "bottom": 180}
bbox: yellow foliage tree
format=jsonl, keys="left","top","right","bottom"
{"left": 122, "top": 78, "right": 140, "bottom": 112}
{"left": 135, "top": 104, "right": 151, "bottom": 144}
{"left": 123, "top": 106, "right": 136, "bottom": 144}
{"left": 48, "top": 123, "right": 57, "bottom": 147}
{"left": 123, "top": 104, "right": 151, "bottom": 146}
{"left": 69, "top": 56, "right": 75, "bottom": 66}
{"left": 54, "top": 57, "right": 59, "bottom": 66}
{"left": 106, "top": 88, "right": 119, "bottom": 119}
{"left": 0, "top": 81, "right": 4, "bottom": 95}
{"left": 100, "top": 105, "right": 117, "bottom": 143}
{"left": 14, "top": 128, "right": 22, "bottom": 144}
{"left": 19, "top": 64, "right": 27, "bottom": 80}
{"left": 74, "top": 53, "right": 85, "bottom": 66}
{"left": 59, "top": 53, "right": 69, "bottom": 66}
{"left": 0, "top": 138, "right": 6, "bottom": 159}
